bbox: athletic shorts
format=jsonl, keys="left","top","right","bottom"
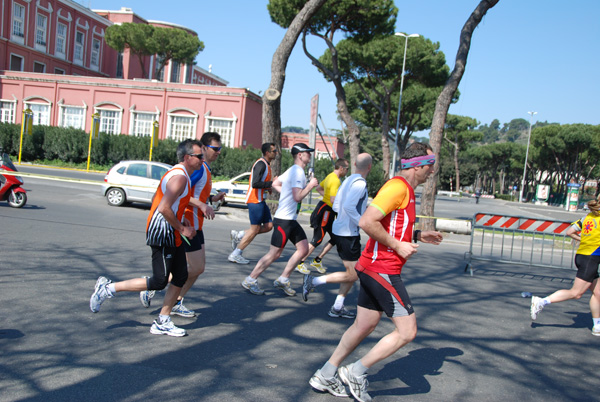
{"left": 148, "top": 244, "right": 188, "bottom": 289}
{"left": 184, "top": 230, "right": 205, "bottom": 252}
{"left": 355, "top": 260, "right": 414, "bottom": 318}
{"left": 271, "top": 218, "right": 307, "bottom": 248}
{"left": 310, "top": 201, "right": 336, "bottom": 247}
{"left": 248, "top": 201, "right": 272, "bottom": 226}
{"left": 334, "top": 234, "right": 361, "bottom": 261}
{"left": 574, "top": 254, "right": 600, "bottom": 282}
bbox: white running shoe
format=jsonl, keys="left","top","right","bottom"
{"left": 231, "top": 230, "right": 240, "bottom": 250}
{"left": 150, "top": 317, "right": 186, "bottom": 337}
{"left": 90, "top": 276, "right": 113, "bottom": 313}
{"left": 171, "top": 299, "right": 196, "bottom": 317}
{"left": 338, "top": 364, "right": 371, "bottom": 402}
{"left": 309, "top": 369, "right": 349, "bottom": 397}
{"left": 295, "top": 263, "right": 310, "bottom": 274}
{"left": 530, "top": 296, "right": 545, "bottom": 320}
{"left": 310, "top": 259, "right": 327, "bottom": 274}
{"left": 274, "top": 279, "right": 296, "bottom": 296}
{"left": 139, "top": 276, "right": 155, "bottom": 308}
{"left": 592, "top": 326, "right": 600, "bottom": 337}
{"left": 242, "top": 278, "right": 265, "bottom": 295}
{"left": 228, "top": 252, "right": 250, "bottom": 264}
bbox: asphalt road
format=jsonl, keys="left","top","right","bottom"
{"left": 1, "top": 168, "right": 598, "bottom": 401}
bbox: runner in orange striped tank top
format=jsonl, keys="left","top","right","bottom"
{"left": 89, "top": 139, "right": 203, "bottom": 337}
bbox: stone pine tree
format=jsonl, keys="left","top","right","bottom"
{"left": 268, "top": 0, "right": 397, "bottom": 173}
{"left": 105, "top": 23, "right": 204, "bottom": 80}
{"left": 264, "top": 0, "right": 328, "bottom": 177}
{"left": 328, "top": 35, "right": 449, "bottom": 177}
{"left": 443, "top": 114, "right": 480, "bottom": 192}
{"left": 420, "top": 0, "right": 500, "bottom": 231}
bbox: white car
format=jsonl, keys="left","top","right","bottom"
{"left": 212, "top": 172, "right": 251, "bottom": 205}
{"left": 102, "top": 160, "right": 224, "bottom": 211}
{"left": 102, "top": 160, "right": 172, "bottom": 206}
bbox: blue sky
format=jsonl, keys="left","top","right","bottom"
{"left": 87, "top": 0, "right": 600, "bottom": 131}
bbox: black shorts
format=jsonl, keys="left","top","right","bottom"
{"left": 184, "top": 230, "right": 205, "bottom": 252}
{"left": 574, "top": 254, "right": 600, "bottom": 282}
{"left": 271, "top": 218, "right": 307, "bottom": 248}
{"left": 355, "top": 261, "right": 414, "bottom": 318}
{"left": 148, "top": 244, "right": 188, "bottom": 289}
{"left": 309, "top": 201, "right": 336, "bottom": 247}
{"left": 334, "top": 235, "right": 361, "bottom": 261}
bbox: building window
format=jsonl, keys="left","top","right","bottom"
{"left": 116, "top": 53, "right": 123, "bottom": 78}
{"left": 90, "top": 38, "right": 101, "bottom": 70}
{"left": 131, "top": 112, "right": 156, "bottom": 137}
{"left": 154, "top": 57, "right": 164, "bottom": 81}
{"left": 98, "top": 109, "right": 122, "bottom": 135}
{"left": 168, "top": 115, "right": 196, "bottom": 142}
{"left": 74, "top": 31, "right": 85, "bottom": 65}
{"left": 170, "top": 61, "right": 180, "bottom": 83}
{"left": 54, "top": 68, "right": 65, "bottom": 74}
{"left": 33, "top": 62, "right": 46, "bottom": 73}
{"left": 10, "top": 54, "right": 23, "bottom": 71}
{"left": 59, "top": 106, "right": 85, "bottom": 129}
{"left": 56, "top": 23, "right": 67, "bottom": 59}
{"left": 0, "top": 101, "right": 17, "bottom": 124}
{"left": 26, "top": 103, "right": 51, "bottom": 126}
{"left": 12, "top": 3, "right": 25, "bottom": 43}
{"left": 206, "top": 117, "right": 236, "bottom": 147}
{"left": 36, "top": 14, "right": 47, "bottom": 48}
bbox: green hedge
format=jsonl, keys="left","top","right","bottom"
{"left": 0, "top": 123, "right": 386, "bottom": 196}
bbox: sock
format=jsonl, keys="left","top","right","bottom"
{"left": 313, "top": 276, "right": 327, "bottom": 287}
{"left": 542, "top": 297, "right": 551, "bottom": 306}
{"left": 320, "top": 361, "right": 337, "bottom": 379}
{"left": 299, "top": 260, "right": 305, "bottom": 265}
{"left": 245, "top": 276, "right": 257, "bottom": 283}
{"left": 593, "top": 318, "right": 600, "bottom": 327}
{"left": 158, "top": 314, "right": 170, "bottom": 324}
{"left": 232, "top": 248, "right": 242, "bottom": 256}
{"left": 314, "top": 257, "right": 322, "bottom": 263}
{"left": 333, "top": 295, "right": 345, "bottom": 310}
{"left": 277, "top": 276, "right": 289, "bottom": 283}
{"left": 351, "top": 360, "right": 369, "bottom": 377}
{"left": 107, "top": 283, "right": 116, "bottom": 294}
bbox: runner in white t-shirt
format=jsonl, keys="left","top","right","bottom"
{"left": 241, "top": 143, "right": 319, "bottom": 296}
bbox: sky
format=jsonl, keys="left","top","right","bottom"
{"left": 86, "top": 0, "right": 600, "bottom": 132}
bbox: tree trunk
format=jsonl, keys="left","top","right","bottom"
{"left": 262, "top": 0, "right": 327, "bottom": 177}
{"left": 334, "top": 82, "right": 360, "bottom": 174}
{"left": 420, "top": 0, "right": 499, "bottom": 230}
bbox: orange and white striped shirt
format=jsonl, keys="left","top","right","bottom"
{"left": 146, "top": 164, "right": 191, "bottom": 248}
{"left": 184, "top": 161, "right": 212, "bottom": 230}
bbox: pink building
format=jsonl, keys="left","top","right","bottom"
{"left": 282, "top": 132, "right": 344, "bottom": 160}
{"left": 0, "top": 0, "right": 262, "bottom": 147}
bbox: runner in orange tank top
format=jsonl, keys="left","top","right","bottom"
{"left": 89, "top": 139, "right": 203, "bottom": 337}
{"left": 229, "top": 143, "right": 279, "bottom": 264}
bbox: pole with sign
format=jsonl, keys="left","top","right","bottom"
{"left": 86, "top": 113, "right": 100, "bottom": 171}
{"left": 17, "top": 108, "right": 33, "bottom": 164}
{"left": 149, "top": 120, "right": 159, "bottom": 161}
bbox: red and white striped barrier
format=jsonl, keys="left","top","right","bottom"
{"left": 473, "top": 213, "right": 572, "bottom": 235}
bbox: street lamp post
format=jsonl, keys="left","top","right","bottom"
{"left": 519, "top": 111, "right": 537, "bottom": 203}
{"left": 390, "top": 32, "right": 420, "bottom": 178}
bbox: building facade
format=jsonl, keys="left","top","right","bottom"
{"left": 281, "top": 131, "right": 344, "bottom": 160}
{"left": 0, "top": 0, "right": 261, "bottom": 147}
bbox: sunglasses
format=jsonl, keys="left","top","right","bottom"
{"left": 270, "top": 149, "right": 278, "bottom": 153}
{"left": 188, "top": 153, "right": 203, "bottom": 159}
{"left": 206, "top": 145, "right": 222, "bottom": 152}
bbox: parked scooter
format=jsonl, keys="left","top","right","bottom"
{"left": 0, "top": 147, "right": 27, "bottom": 208}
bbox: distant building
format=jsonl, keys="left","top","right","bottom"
{"left": 0, "top": 0, "right": 261, "bottom": 147}
{"left": 281, "top": 132, "right": 344, "bottom": 160}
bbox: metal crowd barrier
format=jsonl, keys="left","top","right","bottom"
{"left": 464, "top": 213, "right": 577, "bottom": 276}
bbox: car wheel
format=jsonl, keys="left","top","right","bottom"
{"left": 106, "top": 187, "right": 126, "bottom": 206}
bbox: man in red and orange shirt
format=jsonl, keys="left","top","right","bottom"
{"left": 309, "top": 142, "right": 443, "bottom": 401}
